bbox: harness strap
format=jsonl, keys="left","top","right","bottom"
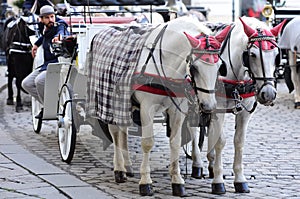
{"left": 226, "top": 25, "right": 239, "bottom": 80}
{"left": 196, "top": 87, "right": 215, "bottom": 94}
{"left": 140, "top": 25, "right": 168, "bottom": 75}
{"left": 132, "top": 72, "right": 194, "bottom": 97}
{"left": 9, "top": 49, "right": 31, "bottom": 54}
{"left": 215, "top": 78, "right": 257, "bottom": 114}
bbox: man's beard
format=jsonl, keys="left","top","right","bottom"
{"left": 46, "top": 22, "right": 54, "bottom": 28}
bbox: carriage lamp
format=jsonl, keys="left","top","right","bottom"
{"left": 262, "top": 3, "right": 274, "bottom": 19}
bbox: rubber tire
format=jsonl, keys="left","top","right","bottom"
{"left": 31, "top": 97, "right": 42, "bottom": 134}
{"left": 57, "top": 83, "right": 76, "bottom": 163}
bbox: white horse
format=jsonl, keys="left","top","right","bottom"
{"left": 86, "top": 16, "right": 231, "bottom": 196}
{"left": 204, "top": 16, "right": 286, "bottom": 194}
{"left": 278, "top": 16, "right": 300, "bottom": 109}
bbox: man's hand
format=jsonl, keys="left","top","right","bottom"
{"left": 52, "top": 36, "right": 61, "bottom": 43}
{"left": 31, "top": 45, "right": 38, "bottom": 58}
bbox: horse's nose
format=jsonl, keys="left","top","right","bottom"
{"left": 261, "top": 91, "right": 276, "bottom": 101}
{"left": 200, "top": 102, "right": 216, "bottom": 113}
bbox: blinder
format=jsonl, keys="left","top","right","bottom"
{"left": 242, "top": 50, "right": 250, "bottom": 68}
{"left": 275, "top": 52, "right": 281, "bottom": 66}
{"left": 219, "top": 60, "right": 227, "bottom": 76}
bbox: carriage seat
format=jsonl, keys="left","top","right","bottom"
{"left": 60, "top": 16, "right": 137, "bottom": 26}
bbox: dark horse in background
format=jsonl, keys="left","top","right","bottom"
{"left": 1, "top": 14, "right": 38, "bottom": 112}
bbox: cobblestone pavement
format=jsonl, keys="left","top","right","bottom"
{"left": 1, "top": 70, "right": 300, "bottom": 198}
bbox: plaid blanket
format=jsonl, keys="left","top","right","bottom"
{"left": 85, "top": 25, "right": 153, "bottom": 126}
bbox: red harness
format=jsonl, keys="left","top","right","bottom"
{"left": 216, "top": 77, "right": 255, "bottom": 99}
{"left": 131, "top": 72, "right": 194, "bottom": 97}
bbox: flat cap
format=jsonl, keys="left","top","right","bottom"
{"left": 39, "top": 5, "right": 55, "bottom": 17}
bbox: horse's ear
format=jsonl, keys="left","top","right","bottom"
{"left": 270, "top": 19, "right": 287, "bottom": 36}
{"left": 184, "top": 32, "right": 200, "bottom": 48}
{"left": 215, "top": 25, "right": 231, "bottom": 43}
{"left": 239, "top": 17, "right": 256, "bottom": 38}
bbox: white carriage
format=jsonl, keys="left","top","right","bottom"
{"left": 31, "top": 0, "right": 168, "bottom": 163}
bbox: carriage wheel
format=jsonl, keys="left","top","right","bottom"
{"left": 57, "top": 83, "right": 77, "bottom": 163}
{"left": 31, "top": 97, "right": 42, "bottom": 134}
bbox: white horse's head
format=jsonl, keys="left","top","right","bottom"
{"left": 239, "top": 17, "right": 286, "bottom": 105}
{"left": 184, "top": 25, "right": 232, "bottom": 112}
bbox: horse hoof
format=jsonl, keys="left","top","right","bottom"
{"left": 15, "top": 106, "right": 23, "bottom": 112}
{"left": 139, "top": 184, "right": 154, "bottom": 196}
{"left": 212, "top": 183, "right": 226, "bottom": 194}
{"left": 208, "top": 166, "right": 214, "bottom": 178}
{"left": 114, "top": 171, "right": 127, "bottom": 183}
{"left": 172, "top": 183, "right": 187, "bottom": 197}
{"left": 125, "top": 165, "right": 134, "bottom": 177}
{"left": 191, "top": 166, "right": 204, "bottom": 179}
{"left": 234, "top": 182, "right": 250, "bottom": 193}
{"left": 6, "top": 99, "right": 14, "bottom": 105}
{"left": 126, "top": 171, "right": 134, "bottom": 177}
{"left": 295, "top": 102, "right": 300, "bottom": 109}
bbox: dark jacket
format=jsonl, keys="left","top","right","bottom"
{"left": 34, "top": 17, "right": 69, "bottom": 71}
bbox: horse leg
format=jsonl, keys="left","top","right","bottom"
{"left": 15, "top": 77, "right": 23, "bottom": 112}
{"left": 233, "top": 111, "right": 252, "bottom": 193}
{"left": 122, "top": 136, "right": 134, "bottom": 177}
{"left": 207, "top": 113, "right": 226, "bottom": 194}
{"left": 6, "top": 74, "right": 14, "bottom": 105}
{"left": 207, "top": 149, "right": 215, "bottom": 178}
{"left": 288, "top": 51, "right": 300, "bottom": 108}
{"left": 167, "top": 108, "right": 186, "bottom": 197}
{"left": 139, "top": 110, "right": 155, "bottom": 196}
{"left": 108, "top": 124, "right": 127, "bottom": 183}
{"left": 190, "top": 127, "right": 204, "bottom": 179}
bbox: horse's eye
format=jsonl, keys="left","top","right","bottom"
{"left": 250, "top": 52, "right": 256, "bottom": 58}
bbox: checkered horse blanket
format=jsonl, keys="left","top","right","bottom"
{"left": 85, "top": 25, "right": 154, "bottom": 126}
